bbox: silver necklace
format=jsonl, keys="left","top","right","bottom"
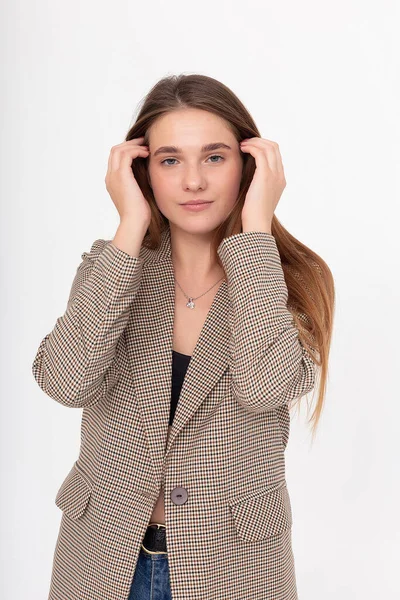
{"left": 174, "top": 275, "right": 226, "bottom": 309}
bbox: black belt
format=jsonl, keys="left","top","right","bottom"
{"left": 141, "top": 523, "right": 167, "bottom": 554}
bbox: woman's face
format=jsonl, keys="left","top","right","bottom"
{"left": 147, "top": 108, "right": 243, "bottom": 235}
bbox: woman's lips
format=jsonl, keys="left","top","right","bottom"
{"left": 180, "top": 202, "right": 213, "bottom": 211}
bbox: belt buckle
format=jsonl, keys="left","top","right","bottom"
{"left": 148, "top": 522, "right": 166, "bottom": 529}
{"left": 142, "top": 522, "right": 167, "bottom": 555}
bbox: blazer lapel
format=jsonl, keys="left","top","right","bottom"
{"left": 124, "top": 228, "right": 231, "bottom": 482}
{"left": 166, "top": 276, "right": 230, "bottom": 457}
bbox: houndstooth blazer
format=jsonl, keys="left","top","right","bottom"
{"left": 32, "top": 226, "right": 316, "bottom": 600}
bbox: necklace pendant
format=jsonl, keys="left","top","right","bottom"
{"left": 186, "top": 298, "right": 195, "bottom": 309}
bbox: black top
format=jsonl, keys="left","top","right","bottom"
{"left": 169, "top": 350, "right": 191, "bottom": 425}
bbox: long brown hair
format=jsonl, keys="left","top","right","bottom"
{"left": 126, "top": 73, "right": 335, "bottom": 438}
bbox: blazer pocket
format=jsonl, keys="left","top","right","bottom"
{"left": 55, "top": 461, "right": 92, "bottom": 520}
{"left": 228, "top": 480, "right": 293, "bottom": 542}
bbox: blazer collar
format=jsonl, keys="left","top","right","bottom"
{"left": 125, "top": 227, "right": 230, "bottom": 477}
{"left": 138, "top": 227, "right": 173, "bottom": 263}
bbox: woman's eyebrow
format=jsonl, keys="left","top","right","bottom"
{"left": 153, "top": 142, "right": 232, "bottom": 157}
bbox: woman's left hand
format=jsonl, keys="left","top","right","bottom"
{"left": 239, "top": 137, "right": 286, "bottom": 233}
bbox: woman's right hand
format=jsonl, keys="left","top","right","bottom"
{"left": 105, "top": 137, "right": 151, "bottom": 227}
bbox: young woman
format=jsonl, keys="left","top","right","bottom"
{"left": 32, "top": 73, "right": 335, "bottom": 600}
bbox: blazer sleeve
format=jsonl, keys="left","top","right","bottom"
{"left": 217, "top": 231, "right": 316, "bottom": 413}
{"left": 32, "top": 238, "right": 144, "bottom": 408}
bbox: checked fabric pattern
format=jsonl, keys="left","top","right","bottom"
{"left": 32, "top": 228, "right": 316, "bottom": 600}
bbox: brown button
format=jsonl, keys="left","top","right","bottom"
{"left": 170, "top": 487, "right": 188, "bottom": 505}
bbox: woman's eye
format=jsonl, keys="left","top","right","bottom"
{"left": 160, "top": 155, "right": 224, "bottom": 166}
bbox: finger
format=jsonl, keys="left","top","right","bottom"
{"left": 243, "top": 138, "right": 284, "bottom": 176}
{"left": 274, "top": 145, "right": 285, "bottom": 177}
{"left": 127, "top": 137, "right": 146, "bottom": 145}
{"left": 241, "top": 141, "right": 273, "bottom": 170}
{"left": 264, "top": 144, "right": 278, "bottom": 172}
{"left": 112, "top": 146, "right": 149, "bottom": 171}
{"left": 107, "top": 144, "right": 149, "bottom": 176}
{"left": 120, "top": 146, "right": 150, "bottom": 172}
{"left": 252, "top": 139, "right": 280, "bottom": 173}
{"left": 107, "top": 138, "right": 146, "bottom": 171}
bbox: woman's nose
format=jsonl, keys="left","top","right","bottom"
{"left": 182, "top": 166, "right": 206, "bottom": 188}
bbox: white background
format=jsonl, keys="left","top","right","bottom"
{"left": 1, "top": 1, "right": 399, "bottom": 598}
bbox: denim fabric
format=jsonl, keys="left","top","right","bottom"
{"left": 128, "top": 545, "right": 172, "bottom": 600}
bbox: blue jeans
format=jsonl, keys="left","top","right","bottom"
{"left": 128, "top": 545, "right": 172, "bottom": 600}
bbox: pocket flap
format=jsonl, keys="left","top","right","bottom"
{"left": 55, "top": 461, "right": 92, "bottom": 520}
{"left": 228, "top": 481, "right": 292, "bottom": 542}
